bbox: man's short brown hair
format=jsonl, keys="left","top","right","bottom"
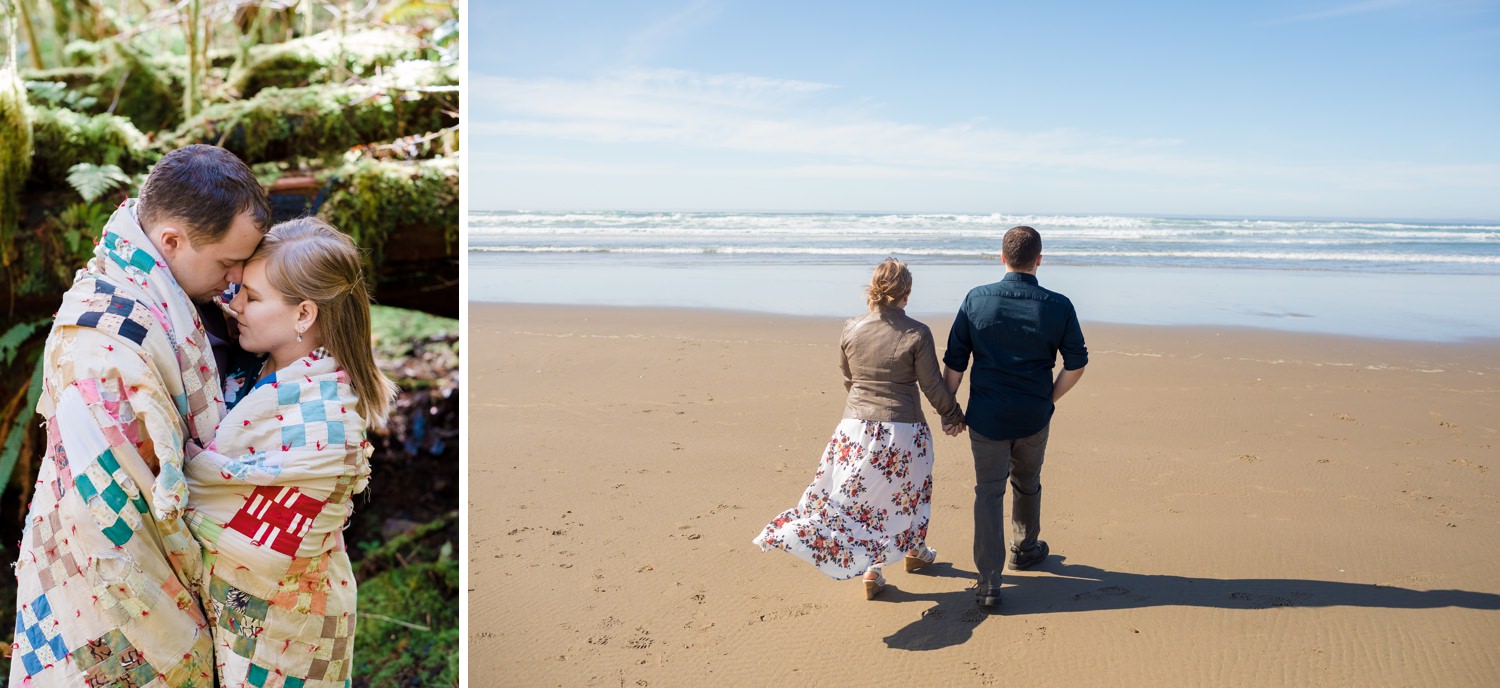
{"left": 137, "top": 144, "right": 271, "bottom": 244}
{"left": 1003, "top": 225, "right": 1042, "bottom": 270}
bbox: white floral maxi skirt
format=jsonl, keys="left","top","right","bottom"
{"left": 753, "top": 419, "right": 935, "bottom": 580}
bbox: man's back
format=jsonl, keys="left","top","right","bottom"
{"left": 944, "top": 272, "right": 1087, "bottom": 439}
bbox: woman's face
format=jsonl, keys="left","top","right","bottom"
{"left": 230, "top": 258, "right": 307, "bottom": 355}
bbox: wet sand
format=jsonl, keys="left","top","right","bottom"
{"left": 468, "top": 303, "right": 1500, "bottom": 686}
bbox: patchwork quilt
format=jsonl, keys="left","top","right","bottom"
{"left": 183, "top": 350, "right": 372, "bottom": 688}
{"left": 10, "top": 200, "right": 223, "bottom": 687}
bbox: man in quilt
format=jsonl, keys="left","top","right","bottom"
{"left": 9, "top": 145, "right": 270, "bottom": 687}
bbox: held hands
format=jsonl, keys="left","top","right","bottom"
{"left": 941, "top": 421, "right": 966, "bottom": 437}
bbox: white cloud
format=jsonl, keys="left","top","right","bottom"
{"left": 471, "top": 69, "right": 1200, "bottom": 174}
{"left": 470, "top": 68, "right": 1500, "bottom": 215}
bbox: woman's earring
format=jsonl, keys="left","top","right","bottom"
{"left": 296, "top": 327, "right": 304, "bottom": 343}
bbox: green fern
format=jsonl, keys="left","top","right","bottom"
{"left": 66, "top": 162, "right": 131, "bottom": 203}
{"left": 0, "top": 320, "right": 44, "bottom": 366}
{"left": 0, "top": 358, "right": 45, "bottom": 505}
{"left": 24, "top": 80, "right": 100, "bottom": 110}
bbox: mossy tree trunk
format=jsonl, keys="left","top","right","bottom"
{"left": 2, "top": 2, "right": 35, "bottom": 268}
{"left": 45, "top": 0, "right": 69, "bottom": 65}
{"left": 182, "top": 0, "right": 202, "bottom": 119}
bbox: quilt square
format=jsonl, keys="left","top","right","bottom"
{"left": 224, "top": 486, "right": 327, "bottom": 557}
{"left": 74, "top": 628, "right": 157, "bottom": 688}
{"left": 211, "top": 577, "right": 271, "bottom": 658}
{"left": 74, "top": 449, "right": 148, "bottom": 547}
{"left": 103, "top": 233, "right": 158, "bottom": 274}
{"left": 276, "top": 388, "right": 344, "bottom": 450}
{"left": 16, "top": 592, "right": 71, "bottom": 676}
{"left": 33, "top": 510, "right": 83, "bottom": 590}
{"left": 270, "top": 551, "right": 330, "bottom": 615}
{"left": 306, "top": 612, "right": 354, "bottom": 681}
{"left": 74, "top": 292, "right": 151, "bottom": 346}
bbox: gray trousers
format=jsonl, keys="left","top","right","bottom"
{"left": 971, "top": 424, "right": 1049, "bottom": 589}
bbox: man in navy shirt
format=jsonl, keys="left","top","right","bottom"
{"left": 942, "top": 226, "right": 1088, "bottom": 608}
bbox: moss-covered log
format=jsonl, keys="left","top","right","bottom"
{"left": 319, "top": 158, "right": 458, "bottom": 318}
{"left": 229, "top": 28, "right": 424, "bottom": 98}
{"left": 167, "top": 78, "right": 456, "bottom": 165}
{"left": 26, "top": 106, "right": 155, "bottom": 189}
{"left": 22, "top": 42, "right": 184, "bottom": 131}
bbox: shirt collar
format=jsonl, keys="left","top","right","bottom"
{"left": 1002, "top": 271, "right": 1039, "bottom": 285}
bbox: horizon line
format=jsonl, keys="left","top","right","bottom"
{"left": 466, "top": 208, "right": 1500, "bottom": 225}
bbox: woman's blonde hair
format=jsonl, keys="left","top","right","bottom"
{"left": 866, "top": 257, "right": 912, "bottom": 310}
{"left": 253, "top": 217, "right": 398, "bottom": 429}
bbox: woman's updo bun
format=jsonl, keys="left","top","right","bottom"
{"left": 866, "top": 258, "right": 912, "bottom": 310}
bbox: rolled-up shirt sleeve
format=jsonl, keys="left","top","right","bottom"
{"left": 943, "top": 304, "right": 973, "bottom": 372}
{"left": 1060, "top": 306, "right": 1088, "bottom": 371}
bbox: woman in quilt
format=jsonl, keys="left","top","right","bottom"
{"left": 754, "top": 258, "right": 966, "bottom": 599}
{"left": 183, "top": 217, "right": 398, "bottom": 686}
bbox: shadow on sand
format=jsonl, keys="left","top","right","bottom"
{"left": 882, "top": 556, "right": 1500, "bottom": 651}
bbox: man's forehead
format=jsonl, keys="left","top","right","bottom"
{"left": 216, "top": 220, "right": 266, "bottom": 262}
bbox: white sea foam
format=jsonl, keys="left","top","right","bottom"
{"left": 466, "top": 211, "right": 1500, "bottom": 274}
{"left": 470, "top": 244, "right": 1500, "bottom": 264}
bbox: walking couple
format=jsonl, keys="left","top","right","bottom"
{"left": 754, "top": 226, "right": 1088, "bottom": 608}
{"left": 10, "top": 145, "right": 396, "bottom": 686}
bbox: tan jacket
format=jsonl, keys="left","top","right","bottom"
{"left": 839, "top": 307, "right": 964, "bottom": 426}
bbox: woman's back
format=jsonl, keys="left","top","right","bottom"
{"left": 840, "top": 307, "right": 963, "bottom": 427}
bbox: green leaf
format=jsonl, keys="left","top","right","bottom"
{"left": 0, "top": 319, "right": 43, "bottom": 366}
{"left": 66, "top": 162, "right": 131, "bottom": 203}
{"left": 0, "top": 352, "right": 46, "bottom": 496}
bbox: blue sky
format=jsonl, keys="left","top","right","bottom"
{"left": 471, "top": 1, "right": 1500, "bottom": 219}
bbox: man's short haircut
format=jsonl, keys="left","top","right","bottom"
{"left": 1003, "top": 225, "right": 1042, "bottom": 270}
{"left": 137, "top": 144, "right": 271, "bottom": 244}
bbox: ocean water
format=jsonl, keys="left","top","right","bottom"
{"left": 469, "top": 211, "right": 1500, "bottom": 342}
{"left": 471, "top": 211, "right": 1500, "bottom": 274}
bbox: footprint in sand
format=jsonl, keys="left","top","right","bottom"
{"left": 961, "top": 662, "right": 998, "bottom": 686}
{"left": 1451, "top": 458, "right": 1487, "bottom": 473}
{"left": 1238, "top": 454, "right": 1260, "bottom": 463}
{"left": 626, "top": 627, "right": 654, "bottom": 649}
{"left": 958, "top": 608, "right": 988, "bottom": 623}
{"left": 753, "top": 603, "right": 825, "bottom": 624}
{"left": 1335, "top": 413, "right": 1356, "bottom": 422}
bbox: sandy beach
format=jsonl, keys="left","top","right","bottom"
{"left": 468, "top": 303, "right": 1500, "bottom": 686}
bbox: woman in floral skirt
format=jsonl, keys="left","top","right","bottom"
{"left": 754, "top": 258, "right": 966, "bottom": 599}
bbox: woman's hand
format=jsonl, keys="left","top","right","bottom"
{"left": 185, "top": 439, "right": 205, "bottom": 459}
{"left": 942, "top": 421, "right": 966, "bottom": 437}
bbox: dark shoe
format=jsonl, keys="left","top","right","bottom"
{"left": 975, "top": 586, "right": 1002, "bottom": 608}
{"left": 1007, "top": 540, "right": 1049, "bottom": 570}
